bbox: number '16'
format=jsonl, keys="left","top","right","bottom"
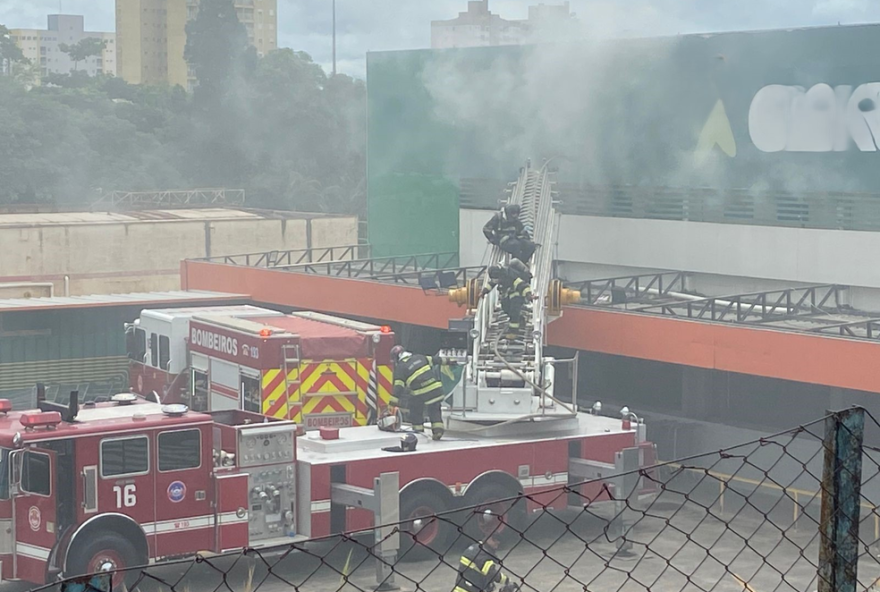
{"left": 113, "top": 484, "right": 137, "bottom": 508}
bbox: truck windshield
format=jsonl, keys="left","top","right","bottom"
{"left": 0, "top": 448, "right": 9, "bottom": 499}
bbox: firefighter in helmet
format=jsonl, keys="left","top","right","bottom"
{"left": 389, "top": 346, "right": 456, "bottom": 440}
{"left": 481, "top": 261, "right": 536, "bottom": 341}
{"left": 482, "top": 203, "right": 536, "bottom": 264}
{"left": 454, "top": 535, "right": 518, "bottom": 592}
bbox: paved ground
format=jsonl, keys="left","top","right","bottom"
{"left": 13, "top": 484, "right": 880, "bottom": 592}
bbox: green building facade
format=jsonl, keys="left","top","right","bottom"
{"left": 366, "top": 24, "right": 880, "bottom": 256}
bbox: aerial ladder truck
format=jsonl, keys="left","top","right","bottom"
{"left": 447, "top": 160, "right": 582, "bottom": 436}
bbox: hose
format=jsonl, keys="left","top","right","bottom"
{"left": 447, "top": 333, "right": 576, "bottom": 435}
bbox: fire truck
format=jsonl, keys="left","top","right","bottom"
{"left": 0, "top": 387, "right": 655, "bottom": 588}
{"left": 127, "top": 307, "right": 396, "bottom": 429}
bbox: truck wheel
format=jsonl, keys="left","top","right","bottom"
{"left": 399, "top": 489, "right": 453, "bottom": 561}
{"left": 462, "top": 482, "right": 526, "bottom": 546}
{"left": 66, "top": 532, "right": 141, "bottom": 591}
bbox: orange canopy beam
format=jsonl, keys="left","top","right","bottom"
{"left": 182, "top": 261, "right": 880, "bottom": 394}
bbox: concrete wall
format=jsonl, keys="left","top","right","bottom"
{"left": 461, "top": 208, "right": 880, "bottom": 309}
{"left": 0, "top": 215, "right": 358, "bottom": 296}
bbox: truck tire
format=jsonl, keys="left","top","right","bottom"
{"left": 399, "top": 489, "right": 454, "bottom": 561}
{"left": 66, "top": 532, "right": 141, "bottom": 591}
{"left": 461, "top": 482, "right": 526, "bottom": 546}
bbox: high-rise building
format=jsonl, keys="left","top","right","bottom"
{"left": 11, "top": 15, "right": 116, "bottom": 81}
{"left": 116, "top": 0, "right": 277, "bottom": 89}
{"left": 431, "top": 0, "right": 577, "bottom": 49}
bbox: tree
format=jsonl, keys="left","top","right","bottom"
{"left": 184, "top": 0, "right": 249, "bottom": 102}
{"left": 58, "top": 37, "right": 107, "bottom": 72}
{"left": 0, "top": 40, "right": 367, "bottom": 218}
{"left": 0, "top": 24, "right": 25, "bottom": 77}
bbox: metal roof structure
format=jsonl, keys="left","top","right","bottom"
{"left": 0, "top": 290, "right": 246, "bottom": 313}
{"left": 566, "top": 271, "right": 880, "bottom": 340}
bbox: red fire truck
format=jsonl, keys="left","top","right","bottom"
{"left": 0, "top": 389, "right": 654, "bottom": 588}
{"left": 127, "top": 307, "right": 396, "bottom": 429}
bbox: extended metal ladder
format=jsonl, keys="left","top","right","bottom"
{"left": 449, "top": 160, "right": 575, "bottom": 431}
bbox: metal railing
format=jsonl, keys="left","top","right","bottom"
{"left": 810, "top": 318, "right": 880, "bottom": 340}
{"left": 632, "top": 284, "right": 844, "bottom": 323}
{"left": 93, "top": 188, "right": 246, "bottom": 208}
{"left": 461, "top": 179, "right": 880, "bottom": 233}
{"left": 195, "top": 245, "right": 369, "bottom": 267}
{"left": 281, "top": 252, "right": 459, "bottom": 279}
{"left": 368, "top": 266, "right": 487, "bottom": 287}
{"left": 567, "top": 271, "right": 688, "bottom": 306}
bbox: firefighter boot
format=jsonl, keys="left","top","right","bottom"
{"left": 431, "top": 423, "right": 445, "bottom": 441}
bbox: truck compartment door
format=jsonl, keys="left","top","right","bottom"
{"left": 214, "top": 473, "right": 249, "bottom": 553}
{"left": 12, "top": 448, "right": 57, "bottom": 583}
{"left": 301, "top": 359, "right": 361, "bottom": 430}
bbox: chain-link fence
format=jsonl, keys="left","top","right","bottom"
{"left": 43, "top": 408, "right": 880, "bottom": 592}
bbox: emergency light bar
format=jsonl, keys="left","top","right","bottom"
{"left": 0, "top": 399, "right": 11, "bottom": 415}
{"left": 20, "top": 412, "right": 62, "bottom": 429}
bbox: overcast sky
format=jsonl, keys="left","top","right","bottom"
{"left": 3, "top": 0, "right": 880, "bottom": 78}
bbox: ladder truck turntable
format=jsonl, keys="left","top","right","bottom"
{"left": 0, "top": 388, "right": 654, "bottom": 588}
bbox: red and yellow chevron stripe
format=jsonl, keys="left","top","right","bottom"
{"left": 377, "top": 364, "right": 393, "bottom": 407}
{"left": 261, "top": 368, "right": 302, "bottom": 422}
{"left": 261, "top": 359, "right": 390, "bottom": 427}
{"left": 299, "top": 359, "right": 370, "bottom": 426}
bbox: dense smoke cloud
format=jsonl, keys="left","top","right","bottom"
{"left": 419, "top": 6, "right": 872, "bottom": 199}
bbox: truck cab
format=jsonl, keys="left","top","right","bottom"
{"left": 126, "top": 306, "right": 282, "bottom": 403}
{"left": 0, "top": 391, "right": 297, "bottom": 589}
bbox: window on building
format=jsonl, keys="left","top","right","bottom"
{"left": 101, "top": 436, "right": 149, "bottom": 478}
{"left": 158, "top": 429, "right": 201, "bottom": 472}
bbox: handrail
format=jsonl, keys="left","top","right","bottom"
{"left": 276, "top": 252, "right": 459, "bottom": 279}
{"left": 632, "top": 284, "right": 843, "bottom": 322}
{"left": 368, "top": 266, "right": 487, "bottom": 286}
{"left": 192, "top": 244, "right": 369, "bottom": 267}
{"left": 566, "top": 271, "right": 688, "bottom": 306}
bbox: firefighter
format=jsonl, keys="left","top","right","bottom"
{"left": 390, "top": 346, "right": 456, "bottom": 440}
{"left": 454, "top": 536, "right": 518, "bottom": 592}
{"left": 481, "top": 262, "right": 536, "bottom": 341}
{"left": 482, "top": 204, "right": 537, "bottom": 264}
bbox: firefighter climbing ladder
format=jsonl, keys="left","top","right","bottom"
{"left": 449, "top": 160, "right": 576, "bottom": 431}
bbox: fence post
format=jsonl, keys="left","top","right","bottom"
{"left": 818, "top": 407, "right": 865, "bottom": 592}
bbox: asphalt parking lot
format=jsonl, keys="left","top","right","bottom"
{"left": 19, "top": 483, "right": 879, "bottom": 592}
{"left": 12, "top": 468, "right": 880, "bottom": 592}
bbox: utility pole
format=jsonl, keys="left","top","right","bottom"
{"left": 332, "top": 0, "right": 337, "bottom": 76}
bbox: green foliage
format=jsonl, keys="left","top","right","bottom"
{"left": 58, "top": 37, "right": 107, "bottom": 71}
{"left": 185, "top": 0, "right": 249, "bottom": 103}
{"left": 1, "top": 24, "right": 26, "bottom": 77}
{"left": 0, "top": 46, "right": 367, "bottom": 216}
